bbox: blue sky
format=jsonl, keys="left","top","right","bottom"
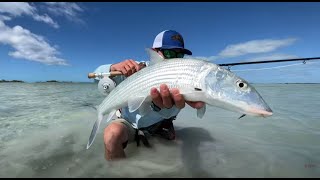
{"left": 0, "top": 2, "right": 320, "bottom": 83}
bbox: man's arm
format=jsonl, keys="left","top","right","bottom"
{"left": 110, "top": 59, "right": 142, "bottom": 77}
{"left": 93, "top": 59, "right": 143, "bottom": 84}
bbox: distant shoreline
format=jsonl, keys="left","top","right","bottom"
{"left": 0, "top": 80, "right": 25, "bottom": 83}
{"left": 35, "top": 80, "right": 74, "bottom": 83}
{"left": 0, "top": 79, "right": 87, "bottom": 83}
{"left": 0, "top": 79, "right": 319, "bottom": 84}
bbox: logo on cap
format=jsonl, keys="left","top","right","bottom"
{"left": 171, "top": 34, "right": 184, "bottom": 45}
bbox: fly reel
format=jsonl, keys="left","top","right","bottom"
{"left": 98, "top": 77, "right": 116, "bottom": 96}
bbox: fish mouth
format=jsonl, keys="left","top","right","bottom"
{"left": 247, "top": 107, "right": 273, "bottom": 117}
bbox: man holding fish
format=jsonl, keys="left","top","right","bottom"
{"left": 90, "top": 30, "right": 273, "bottom": 161}
{"left": 93, "top": 30, "right": 204, "bottom": 160}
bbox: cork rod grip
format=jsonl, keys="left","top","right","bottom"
{"left": 87, "top": 71, "right": 123, "bottom": 79}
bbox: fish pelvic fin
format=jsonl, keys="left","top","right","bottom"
{"left": 128, "top": 95, "right": 152, "bottom": 116}
{"left": 86, "top": 109, "right": 117, "bottom": 149}
{"left": 177, "top": 87, "right": 208, "bottom": 119}
{"left": 197, "top": 104, "right": 206, "bottom": 119}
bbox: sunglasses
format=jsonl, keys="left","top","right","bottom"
{"left": 161, "top": 49, "right": 185, "bottom": 59}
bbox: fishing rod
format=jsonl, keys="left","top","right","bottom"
{"left": 88, "top": 57, "right": 320, "bottom": 79}
{"left": 217, "top": 57, "right": 320, "bottom": 69}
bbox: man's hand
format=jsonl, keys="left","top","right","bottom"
{"left": 150, "top": 84, "right": 205, "bottom": 110}
{"left": 110, "top": 59, "right": 142, "bottom": 77}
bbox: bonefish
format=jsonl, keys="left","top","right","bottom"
{"left": 86, "top": 49, "right": 272, "bottom": 149}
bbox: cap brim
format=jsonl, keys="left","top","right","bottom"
{"left": 160, "top": 46, "right": 192, "bottom": 55}
{"left": 182, "top": 49, "right": 192, "bottom": 55}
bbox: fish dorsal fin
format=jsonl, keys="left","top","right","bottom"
{"left": 146, "top": 48, "right": 164, "bottom": 66}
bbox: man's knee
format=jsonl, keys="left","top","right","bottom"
{"left": 104, "top": 122, "right": 128, "bottom": 144}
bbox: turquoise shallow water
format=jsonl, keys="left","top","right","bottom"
{"left": 0, "top": 82, "right": 319, "bottom": 177}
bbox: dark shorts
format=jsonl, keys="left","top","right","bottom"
{"left": 108, "top": 117, "right": 176, "bottom": 148}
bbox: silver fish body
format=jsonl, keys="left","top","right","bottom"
{"left": 86, "top": 49, "right": 272, "bottom": 149}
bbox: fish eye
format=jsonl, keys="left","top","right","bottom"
{"left": 236, "top": 80, "right": 248, "bottom": 89}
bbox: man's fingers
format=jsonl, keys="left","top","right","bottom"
{"left": 126, "top": 60, "right": 137, "bottom": 74}
{"left": 171, "top": 88, "right": 185, "bottom": 109}
{"left": 128, "top": 59, "right": 141, "bottom": 72}
{"left": 125, "top": 64, "right": 133, "bottom": 76}
{"left": 150, "top": 87, "right": 163, "bottom": 108}
{"left": 151, "top": 85, "right": 203, "bottom": 111}
{"left": 111, "top": 59, "right": 144, "bottom": 77}
{"left": 160, "top": 84, "right": 173, "bottom": 108}
{"left": 120, "top": 67, "right": 128, "bottom": 76}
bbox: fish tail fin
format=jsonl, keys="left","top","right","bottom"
{"left": 86, "top": 109, "right": 116, "bottom": 149}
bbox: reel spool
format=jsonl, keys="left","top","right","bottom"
{"left": 98, "top": 77, "right": 116, "bottom": 96}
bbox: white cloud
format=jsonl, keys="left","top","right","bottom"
{"left": 0, "top": 2, "right": 59, "bottom": 28}
{"left": 0, "top": 2, "right": 86, "bottom": 65}
{"left": 0, "top": 15, "right": 12, "bottom": 21}
{"left": 33, "top": 13, "right": 59, "bottom": 28}
{"left": 0, "top": 21, "right": 68, "bottom": 65}
{"left": 218, "top": 38, "right": 297, "bottom": 58}
{"left": 0, "top": 2, "right": 34, "bottom": 16}
{"left": 44, "top": 2, "right": 84, "bottom": 23}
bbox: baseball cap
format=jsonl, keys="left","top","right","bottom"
{"left": 152, "top": 30, "right": 192, "bottom": 55}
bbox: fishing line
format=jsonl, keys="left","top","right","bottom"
{"left": 231, "top": 61, "right": 320, "bottom": 72}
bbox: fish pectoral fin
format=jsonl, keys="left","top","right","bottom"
{"left": 86, "top": 109, "right": 116, "bottom": 150}
{"left": 128, "top": 96, "right": 150, "bottom": 113}
{"left": 197, "top": 104, "right": 206, "bottom": 119}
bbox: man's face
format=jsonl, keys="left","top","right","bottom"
{"left": 157, "top": 49, "right": 185, "bottom": 59}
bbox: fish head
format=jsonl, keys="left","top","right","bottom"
{"left": 204, "top": 66, "right": 273, "bottom": 117}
